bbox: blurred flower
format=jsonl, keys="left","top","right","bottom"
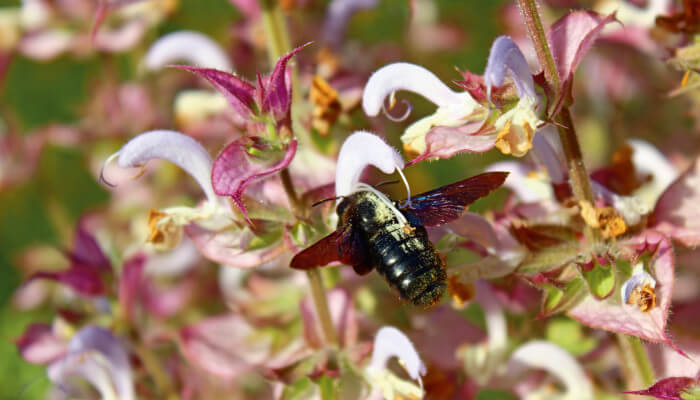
{"left": 506, "top": 341, "right": 594, "bottom": 400}
{"left": 323, "top": 0, "right": 379, "bottom": 48}
{"left": 47, "top": 326, "right": 135, "bottom": 400}
{"left": 364, "top": 326, "right": 426, "bottom": 400}
{"left": 143, "top": 30, "right": 233, "bottom": 72}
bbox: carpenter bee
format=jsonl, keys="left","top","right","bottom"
{"left": 290, "top": 172, "right": 508, "bottom": 307}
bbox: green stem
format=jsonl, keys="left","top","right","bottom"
{"left": 616, "top": 334, "right": 655, "bottom": 389}
{"left": 517, "top": 0, "right": 561, "bottom": 93}
{"left": 517, "top": 0, "right": 600, "bottom": 246}
{"left": 307, "top": 268, "right": 339, "bottom": 346}
{"left": 258, "top": 0, "right": 336, "bottom": 347}
{"left": 557, "top": 108, "right": 601, "bottom": 245}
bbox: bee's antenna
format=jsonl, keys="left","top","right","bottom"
{"left": 312, "top": 196, "right": 344, "bottom": 208}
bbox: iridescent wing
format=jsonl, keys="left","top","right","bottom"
{"left": 290, "top": 220, "right": 374, "bottom": 275}
{"left": 398, "top": 172, "right": 508, "bottom": 227}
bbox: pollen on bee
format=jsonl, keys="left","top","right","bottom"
{"left": 626, "top": 283, "right": 657, "bottom": 313}
{"left": 402, "top": 224, "right": 416, "bottom": 234}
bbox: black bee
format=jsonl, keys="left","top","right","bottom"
{"left": 290, "top": 172, "right": 508, "bottom": 307}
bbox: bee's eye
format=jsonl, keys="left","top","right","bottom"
{"left": 336, "top": 198, "right": 350, "bottom": 216}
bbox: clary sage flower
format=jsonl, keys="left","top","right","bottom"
{"left": 362, "top": 36, "right": 543, "bottom": 160}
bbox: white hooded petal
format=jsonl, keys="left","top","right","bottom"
{"left": 362, "top": 62, "right": 479, "bottom": 117}
{"left": 335, "top": 131, "right": 404, "bottom": 197}
{"left": 144, "top": 30, "right": 233, "bottom": 72}
{"left": 484, "top": 36, "right": 536, "bottom": 101}
{"left": 369, "top": 326, "right": 426, "bottom": 381}
{"left": 107, "top": 130, "right": 217, "bottom": 204}
{"left": 507, "top": 341, "right": 594, "bottom": 400}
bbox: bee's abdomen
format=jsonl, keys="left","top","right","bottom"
{"left": 368, "top": 224, "right": 446, "bottom": 307}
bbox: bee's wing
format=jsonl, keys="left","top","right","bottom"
{"left": 290, "top": 222, "right": 374, "bottom": 275}
{"left": 399, "top": 172, "right": 509, "bottom": 227}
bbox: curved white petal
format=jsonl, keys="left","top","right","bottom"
{"left": 484, "top": 36, "right": 536, "bottom": 101}
{"left": 362, "top": 62, "right": 477, "bottom": 117}
{"left": 144, "top": 30, "right": 233, "bottom": 72}
{"left": 369, "top": 326, "right": 426, "bottom": 381}
{"left": 335, "top": 131, "right": 404, "bottom": 197}
{"left": 144, "top": 237, "right": 201, "bottom": 278}
{"left": 621, "top": 262, "right": 656, "bottom": 304}
{"left": 48, "top": 326, "right": 134, "bottom": 400}
{"left": 507, "top": 341, "right": 593, "bottom": 400}
{"left": 109, "top": 130, "right": 217, "bottom": 204}
{"left": 486, "top": 161, "right": 553, "bottom": 203}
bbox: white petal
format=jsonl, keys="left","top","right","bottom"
{"left": 484, "top": 36, "right": 536, "bottom": 101}
{"left": 20, "top": 0, "right": 50, "bottom": 30}
{"left": 621, "top": 262, "right": 656, "bottom": 304}
{"left": 532, "top": 126, "right": 566, "bottom": 184}
{"left": 110, "top": 130, "right": 217, "bottom": 204}
{"left": 144, "top": 30, "right": 233, "bottom": 72}
{"left": 362, "top": 62, "right": 477, "bottom": 117}
{"left": 507, "top": 341, "right": 593, "bottom": 400}
{"left": 369, "top": 326, "right": 426, "bottom": 381}
{"left": 475, "top": 281, "right": 507, "bottom": 353}
{"left": 486, "top": 161, "right": 553, "bottom": 203}
{"left": 323, "top": 0, "right": 379, "bottom": 46}
{"left": 335, "top": 131, "right": 404, "bottom": 197}
{"left": 95, "top": 20, "right": 147, "bottom": 52}
{"left": 627, "top": 139, "right": 679, "bottom": 206}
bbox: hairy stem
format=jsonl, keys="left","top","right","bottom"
{"left": 517, "top": 0, "right": 600, "bottom": 245}
{"left": 557, "top": 108, "right": 601, "bottom": 244}
{"left": 517, "top": 0, "right": 560, "bottom": 93}
{"left": 258, "top": 0, "right": 337, "bottom": 347}
{"left": 616, "top": 334, "right": 655, "bottom": 389}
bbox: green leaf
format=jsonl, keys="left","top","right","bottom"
{"left": 3, "top": 56, "right": 99, "bottom": 131}
{"left": 545, "top": 317, "right": 597, "bottom": 356}
{"left": 475, "top": 389, "right": 518, "bottom": 400}
{"left": 518, "top": 244, "right": 580, "bottom": 275}
{"left": 37, "top": 145, "right": 110, "bottom": 221}
{"left": 319, "top": 375, "right": 337, "bottom": 400}
{"left": 282, "top": 377, "right": 316, "bottom": 400}
{"left": 580, "top": 264, "right": 615, "bottom": 299}
{"left": 682, "top": 386, "right": 700, "bottom": 400}
{"left": 541, "top": 278, "right": 587, "bottom": 317}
